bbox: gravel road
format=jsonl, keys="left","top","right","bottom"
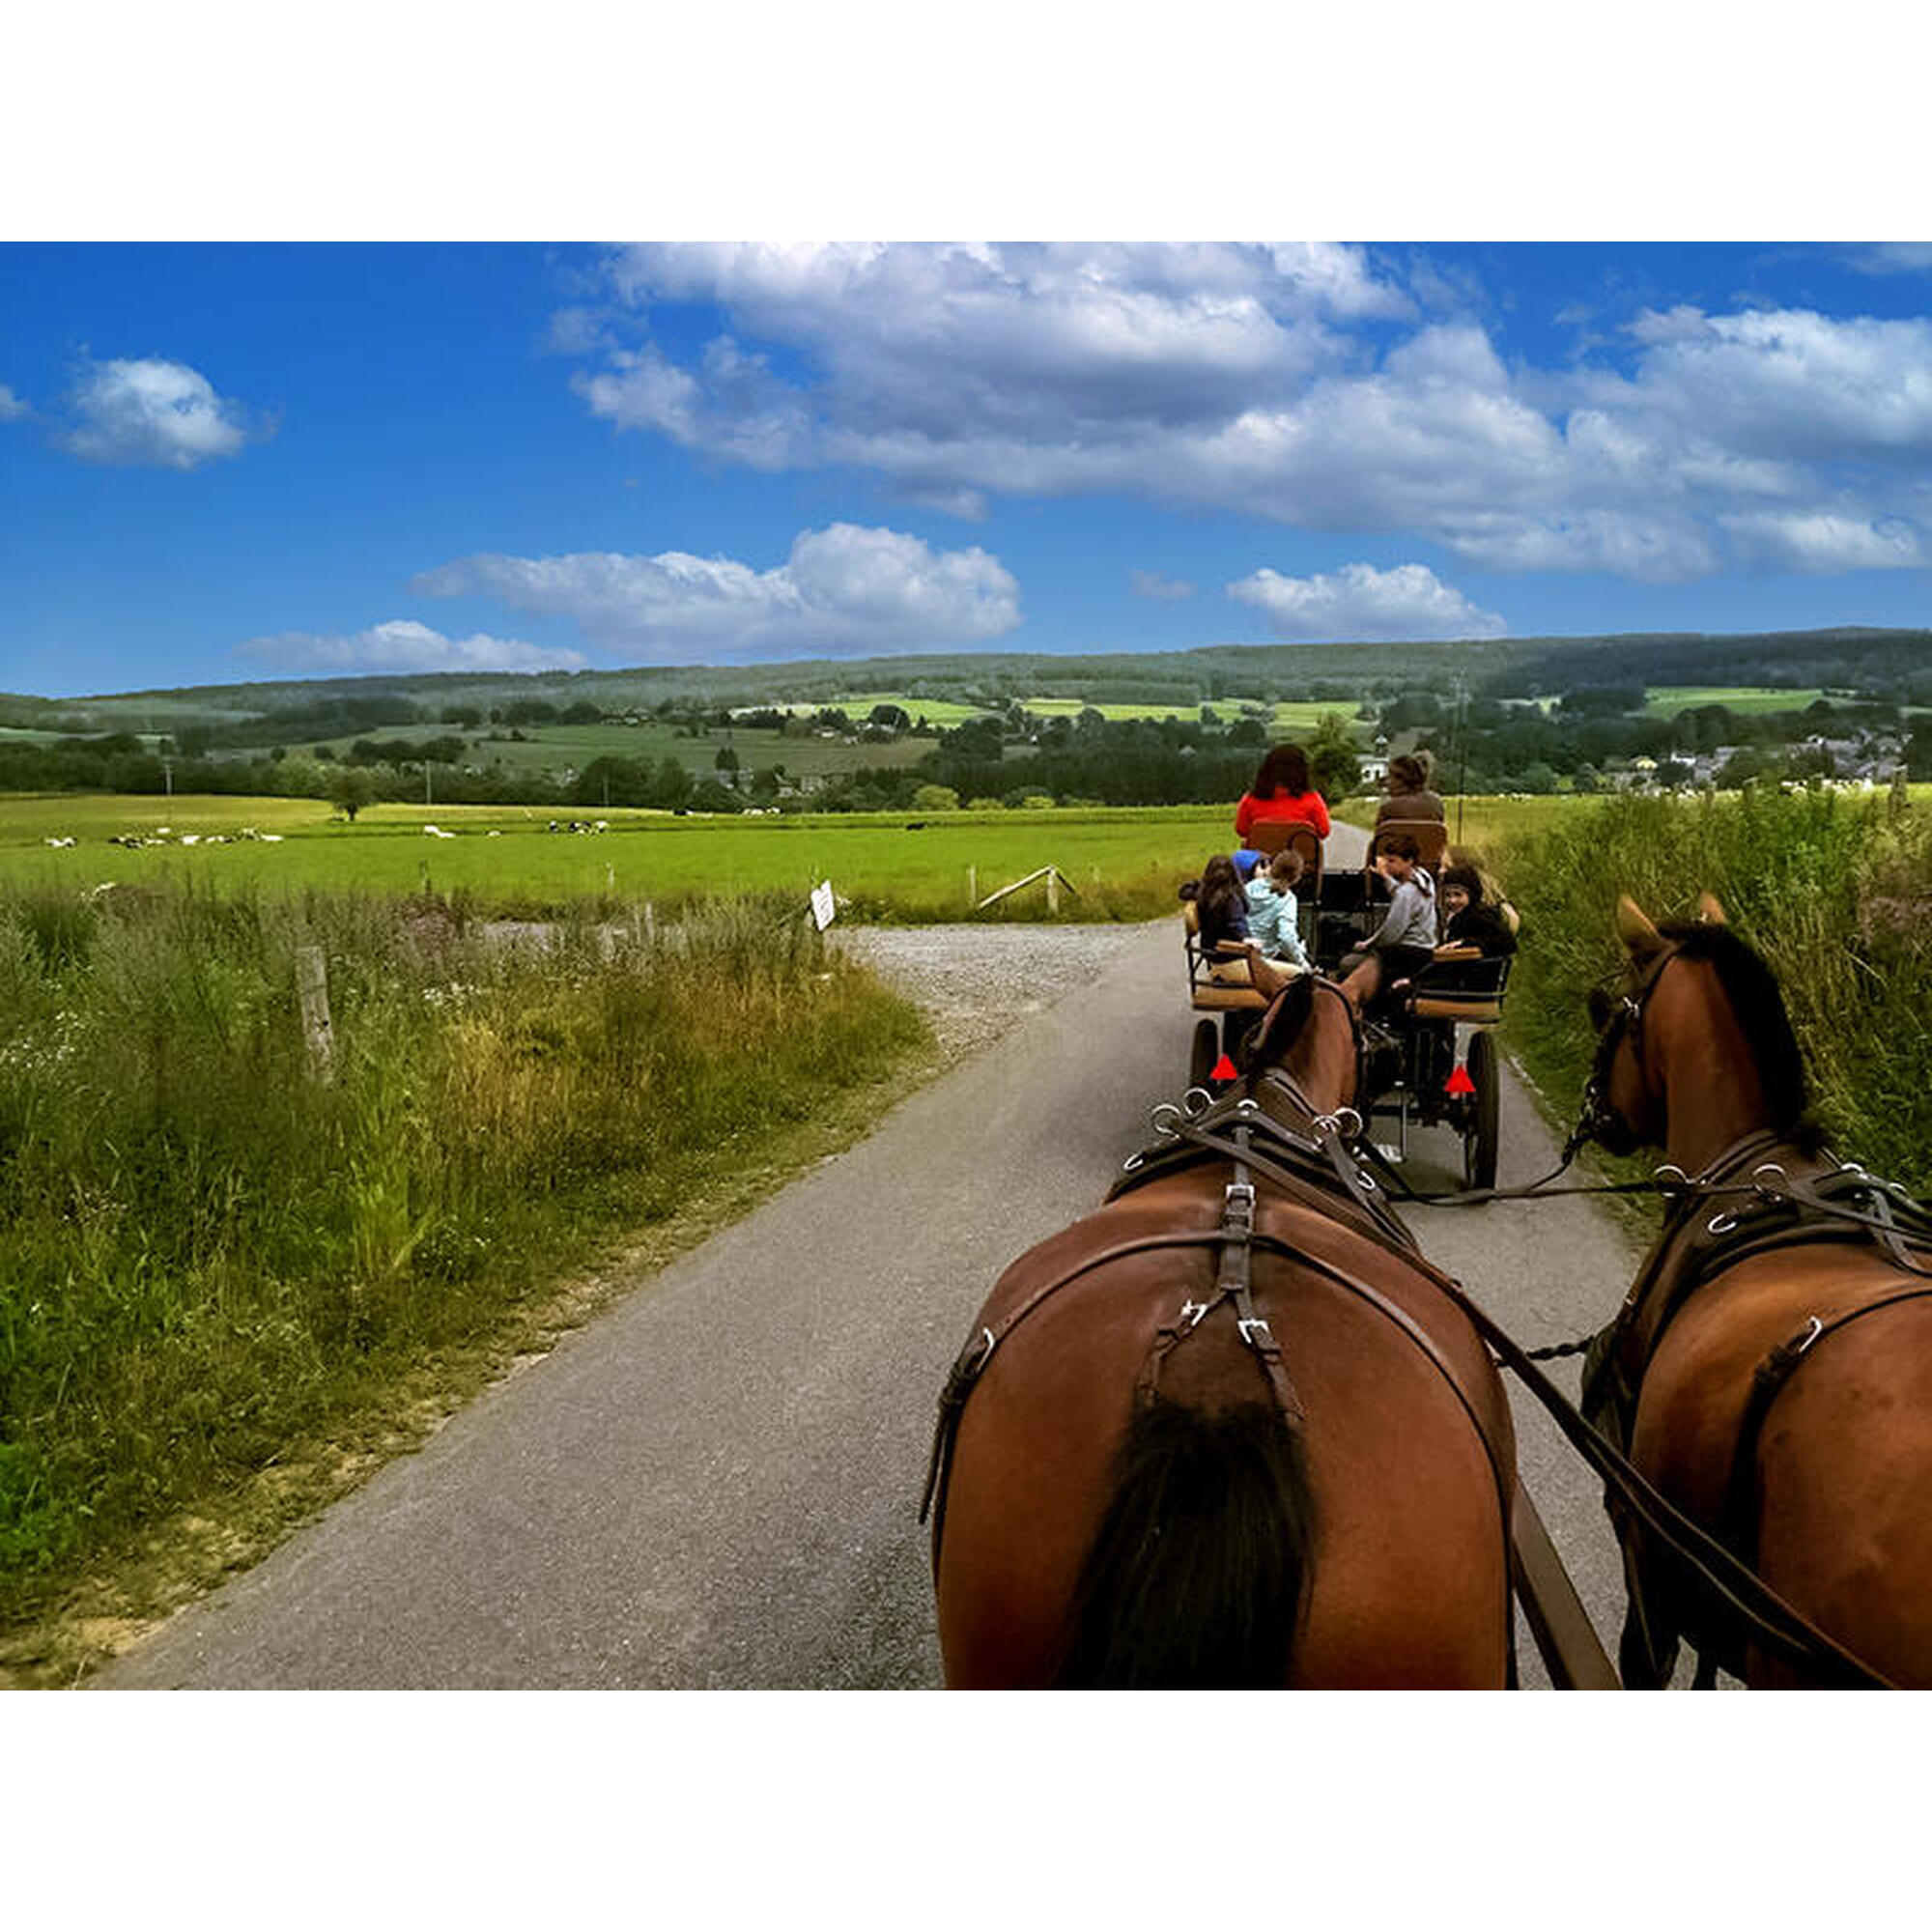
{"left": 834, "top": 923, "right": 1149, "bottom": 1061}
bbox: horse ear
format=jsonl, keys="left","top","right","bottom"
{"left": 1696, "top": 891, "right": 1727, "bottom": 925}
{"left": 1615, "top": 895, "right": 1664, "bottom": 957}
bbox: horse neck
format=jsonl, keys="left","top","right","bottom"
{"left": 1645, "top": 955, "right": 1775, "bottom": 1174}
{"left": 1272, "top": 995, "right": 1355, "bottom": 1117}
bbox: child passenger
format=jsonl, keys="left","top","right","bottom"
{"left": 1338, "top": 833, "right": 1437, "bottom": 1013}
{"left": 1245, "top": 848, "right": 1312, "bottom": 972}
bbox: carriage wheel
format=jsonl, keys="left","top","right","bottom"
{"left": 1190, "top": 1017, "right": 1219, "bottom": 1089}
{"left": 1463, "top": 1028, "right": 1500, "bottom": 1191}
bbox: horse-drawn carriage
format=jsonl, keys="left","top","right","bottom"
{"left": 1185, "top": 817, "right": 1510, "bottom": 1191}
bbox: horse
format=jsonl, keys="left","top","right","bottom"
{"left": 921, "top": 971, "right": 1520, "bottom": 1689}
{"left": 1578, "top": 893, "right": 1932, "bottom": 1689}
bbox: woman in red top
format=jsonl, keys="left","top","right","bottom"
{"left": 1234, "top": 743, "right": 1330, "bottom": 848}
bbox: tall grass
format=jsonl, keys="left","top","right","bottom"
{"left": 0, "top": 879, "right": 925, "bottom": 1612}
{"left": 1495, "top": 788, "right": 1932, "bottom": 1196}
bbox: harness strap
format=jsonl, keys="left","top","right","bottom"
{"left": 921, "top": 1220, "right": 1514, "bottom": 1579}
{"left": 1716, "top": 1283, "right": 1932, "bottom": 1582}
{"left": 1438, "top": 1271, "right": 1900, "bottom": 1690}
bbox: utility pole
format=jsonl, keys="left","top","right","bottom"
{"left": 162, "top": 756, "right": 173, "bottom": 799}
{"left": 1452, "top": 676, "right": 1469, "bottom": 844}
{"left": 425, "top": 760, "right": 433, "bottom": 807}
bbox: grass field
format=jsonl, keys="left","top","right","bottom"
{"left": 0, "top": 793, "right": 1245, "bottom": 920}
{"left": 0, "top": 880, "right": 929, "bottom": 1659}
{"left": 1641, "top": 685, "right": 1830, "bottom": 718}
{"left": 1333, "top": 792, "right": 1606, "bottom": 858}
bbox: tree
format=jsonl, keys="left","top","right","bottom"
{"left": 868, "top": 703, "right": 912, "bottom": 731}
{"left": 714, "top": 745, "right": 740, "bottom": 781}
{"left": 327, "top": 766, "right": 379, "bottom": 821}
{"left": 1307, "top": 712, "right": 1361, "bottom": 799}
{"left": 912, "top": 783, "right": 960, "bottom": 811}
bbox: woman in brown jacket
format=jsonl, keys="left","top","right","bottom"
{"left": 1372, "top": 752, "right": 1446, "bottom": 831}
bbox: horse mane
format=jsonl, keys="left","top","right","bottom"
{"left": 1657, "top": 920, "right": 1810, "bottom": 1130}
{"left": 1243, "top": 971, "right": 1317, "bottom": 1079}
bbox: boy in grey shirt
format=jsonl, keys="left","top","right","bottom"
{"left": 1339, "top": 834, "right": 1437, "bottom": 1012}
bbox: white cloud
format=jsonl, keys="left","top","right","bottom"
{"left": 412, "top": 523, "right": 1022, "bottom": 660}
{"left": 1228, "top": 562, "right": 1507, "bottom": 641}
{"left": 1715, "top": 510, "right": 1924, "bottom": 572}
{"left": 240, "top": 619, "right": 586, "bottom": 675}
{"left": 60, "top": 356, "right": 262, "bottom": 469}
{"left": 0, "top": 384, "right": 26, "bottom": 420}
{"left": 560, "top": 245, "right": 1932, "bottom": 584}
{"left": 1130, "top": 569, "right": 1196, "bottom": 602}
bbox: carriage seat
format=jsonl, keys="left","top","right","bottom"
{"left": 1182, "top": 901, "right": 1280, "bottom": 1011}
{"left": 1405, "top": 951, "right": 1512, "bottom": 1026}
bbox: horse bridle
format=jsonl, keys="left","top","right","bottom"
{"left": 1575, "top": 945, "right": 1677, "bottom": 1159}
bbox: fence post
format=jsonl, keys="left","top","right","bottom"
{"left": 295, "top": 945, "right": 335, "bottom": 1084}
{"left": 967, "top": 865, "right": 977, "bottom": 906}
{"left": 1047, "top": 867, "right": 1060, "bottom": 914}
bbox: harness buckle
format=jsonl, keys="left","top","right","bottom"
{"left": 1179, "top": 1299, "right": 1212, "bottom": 1330}
{"left": 1223, "top": 1179, "right": 1257, "bottom": 1237}
{"left": 1237, "top": 1316, "right": 1277, "bottom": 1352}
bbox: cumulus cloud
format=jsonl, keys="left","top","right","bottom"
{"left": 240, "top": 619, "right": 586, "bottom": 675}
{"left": 558, "top": 244, "right": 1932, "bottom": 583}
{"left": 60, "top": 356, "right": 264, "bottom": 469}
{"left": 412, "top": 523, "right": 1022, "bottom": 660}
{"left": 1228, "top": 562, "right": 1507, "bottom": 641}
{"left": 1130, "top": 569, "right": 1196, "bottom": 601}
{"left": 0, "top": 384, "right": 26, "bottom": 420}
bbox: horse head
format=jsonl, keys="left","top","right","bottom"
{"left": 1242, "top": 971, "right": 1362, "bottom": 1119}
{"left": 1581, "top": 892, "right": 1805, "bottom": 1167}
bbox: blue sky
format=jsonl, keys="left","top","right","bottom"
{"left": 7, "top": 239, "right": 1932, "bottom": 698}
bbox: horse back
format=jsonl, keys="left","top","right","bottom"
{"left": 934, "top": 1168, "right": 1517, "bottom": 1688}
{"left": 1633, "top": 1246, "right": 1932, "bottom": 1685}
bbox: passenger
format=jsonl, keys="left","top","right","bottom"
{"left": 1193, "top": 853, "right": 1254, "bottom": 952}
{"left": 1338, "top": 834, "right": 1438, "bottom": 1014}
{"left": 1435, "top": 864, "right": 1518, "bottom": 959}
{"left": 1234, "top": 744, "right": 1329, "bottom": 875}
{"left": 1245, "top": 848, "right": 1313, "bottom": 973}
{"left": 1372, "top": 752, "right": 1447, "bottom": 833}
{"left": 1194, "top": 852, "right": 1301, "bottom": 1001}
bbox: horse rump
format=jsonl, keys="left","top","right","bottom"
{"left": 1052, "top": 1397, "right": 1317, "bottom": 1689}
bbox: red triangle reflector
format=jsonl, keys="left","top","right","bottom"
{"left": 1209, "top": 1054, "right": 1238, "bottom": 1083}
{"left": 1444, "top": 1064, "right": 1476, "bottom": 1096}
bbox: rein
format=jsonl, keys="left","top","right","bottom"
{"left": 1108, "top": 1089, "right": 1909, "bottom": 1688}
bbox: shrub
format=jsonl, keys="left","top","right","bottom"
{"left": 1497, "top": 789, "right": 1932, "bottom": 1196}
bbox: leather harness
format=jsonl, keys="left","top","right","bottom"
{"left": 1577, "top": 946, "right": 1932, "bottom": 1684}
{"left": 919, "top": 983, "right": 1519, "bottom": 1641}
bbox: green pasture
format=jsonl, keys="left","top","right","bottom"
{"left": 1641, "top": 685, "right": 1830, "bottom": 718}
{"left": 764, "top": 693, "right": 992, "bottom": 726}
{"left": 1333, "top": 791, "right": 1606, "bottom": 861}
{"left": 0, "top": 792, "right": 1244, "bottom": 921}
{"left": 1015, "top": 697, "right": 1354, "bottom": 732}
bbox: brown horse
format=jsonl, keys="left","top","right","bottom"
{"left": 1580, "top": 894, "right": 1932, "bottom": 1689}
{"left": 923, "top": 973, "right": 1520, "bottom": 1688}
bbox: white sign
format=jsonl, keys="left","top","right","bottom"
{"left": 810, "top": 879, "right": 836, "bottom": 931}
